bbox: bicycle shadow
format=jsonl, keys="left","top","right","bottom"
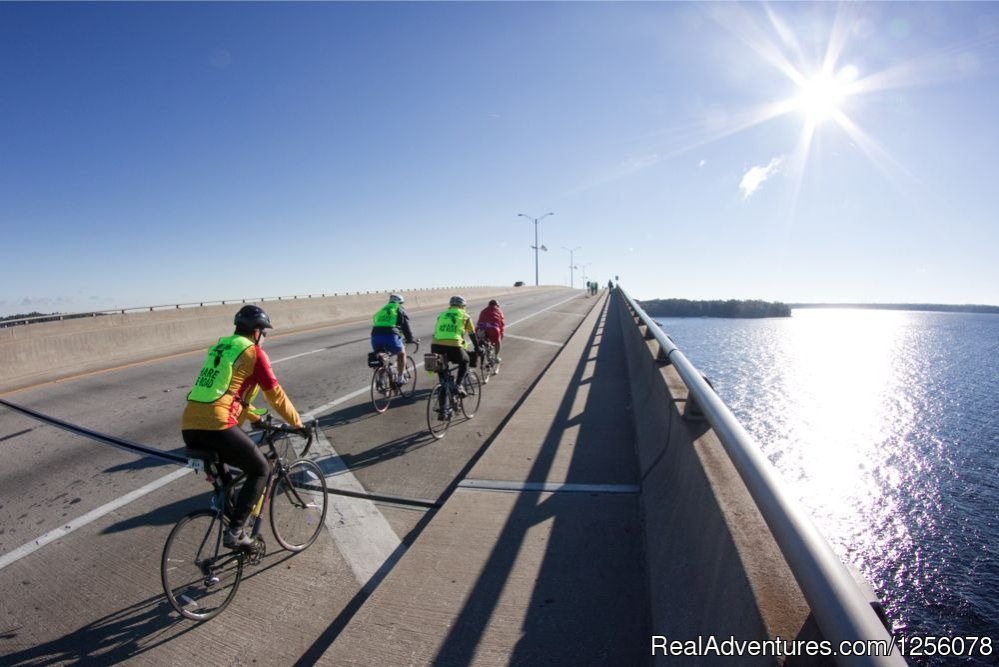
{"left": 101, "top": 494, "right": 209, "bottom": 534}
{"left": 0, "top": 593, "right": 195, "bottom": 666}
{"left": 314, "top": 387, "right": 432, "bottom": 430}
{"left": 317, "top": 431, "right": 436, "bottom": 475}
{"left": 316, "top": 403, "right": 381, "bottom": 428}
{"left": 2, "top": 543, "right": 307, "bottom": 667}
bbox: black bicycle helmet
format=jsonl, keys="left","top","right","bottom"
{"left": 489, "top": 299, "right": 499, "bottom": 307}
{"left": 234, "top": 305, "right": 273, "bottom": 332}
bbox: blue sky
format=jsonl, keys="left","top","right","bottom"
{"left": 3, "top": 1, "right": 998, "bottom": 315}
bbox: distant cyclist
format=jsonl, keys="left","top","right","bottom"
{"left": 181, "top": 305, "right": 308, "bottom": 550}
{"left": 371, "top": 293, "right": 417, "bottom": 386}
{"left": 476, "top": 299, "right": 505, "bottom": 363}
{"left": 431, "top": 295, "right": 479, "bottom": 396}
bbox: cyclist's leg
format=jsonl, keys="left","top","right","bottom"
{"left": 184, "top": 428, "right": 268, "bottom": 533}
{"left": 388, "top": 334, "right": 406, "bottom": 378}
{"left": 485, "top": 327, "right": 501, "bottom": 356}
{"left": 453, "top": 347, "right": 470, "bottom": 389}
{"left": 430, "top": 344, "right": 451, "bottom": 409}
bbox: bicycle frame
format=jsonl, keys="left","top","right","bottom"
{"left": 163, "top": 417, "right": 324, "bottom": 621}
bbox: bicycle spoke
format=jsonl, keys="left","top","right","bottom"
{"left": 270, "top": 459, "right": 328, "bottom": 551}
{"left": 426, "top": 382, "right": 451, "bottom": 439}
{"left": 399, "top": 356, "right": 418, "bottom": 398}
{"left": 161, "top": 510, "right": 243, "bottom": 621}
{"left": 461, "top": 370, "right": 482, "bottom": 418}
{"left": 371, "top": 367, "right": 391, "bottom": 413}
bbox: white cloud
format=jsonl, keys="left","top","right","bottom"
{"left": 739, "top": 156, "right": 784, "bottom": 198}
{"left": 699, "top": 159, "right": 707, "bottom": 167}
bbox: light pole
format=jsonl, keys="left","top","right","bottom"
{"left": 562, "top": 246, "right": 581, "bottom": 289}
{"left": 518, "top": 212, "right": 554, "bottom": 286}
{"left": 580, "top": 263, "right": 592, "bottom": 282}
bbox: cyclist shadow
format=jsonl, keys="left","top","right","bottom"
{"left": 317, "top": 403, "right": 381, "bottom": 428}
{"left": 101, "top": 494, "right": 210, "bottom": 534}
{"left": 321, "top": 431, "right": 436, "bottom": 474}
{"left": 0, "top": 593, "right": 197, "bottom": 666}
{"left": 316, "top": 388, "right": 432, "bottom": 430}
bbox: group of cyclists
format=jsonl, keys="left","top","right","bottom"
{"left": 180, "top": 295, "right": 505, "bottom": 551}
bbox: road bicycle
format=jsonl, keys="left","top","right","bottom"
{"left": 161, "top": 416, "right": 327, "bottom": 622}
{"left": 424, "top": 351, "right": 481, "bottom": 439}
{"left": 475, "top": 331, "right": 501, "bottom": 383}
{"left": 369, "top": 340, "right": 419, "bottom": 413}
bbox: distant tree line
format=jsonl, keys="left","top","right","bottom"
{"left": 640, "top": 299, "right": 791, "bottom": 318}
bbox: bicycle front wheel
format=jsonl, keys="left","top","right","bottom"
{"left": 426, "top": 383, "right": 451, "bottom": 439}
{"left": 461, "top": 370, "right": 482, "bottom": 418}
{"left": 371, "top": 367, "right": 391, "bottom": 413}
{"left": 270, "top": 459, "right": 328, "bottom": 551}
{"left": 161, "top": 510, "right": 243, "bottom": 622}
{"left": 398, "top": 356, "right": 417, "bottom": 398}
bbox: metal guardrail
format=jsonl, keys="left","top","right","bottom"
{"left": 0, "top": 286, "right": 490, "bottom": 328}
{"left": 618, "top": 286, "right": 905, "bottom": 666}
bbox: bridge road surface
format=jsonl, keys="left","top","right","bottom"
{"left": 0, "top": 287, "right": 647, "bottom": 665}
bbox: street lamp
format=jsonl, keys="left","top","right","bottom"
{"left": 518, "top": 212, "right": 554, "bottom": 286}
{"left": 562, "top": 246, "right": 581, "bottom": 289}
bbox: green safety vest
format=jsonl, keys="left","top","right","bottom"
{"left": 372, "top": 303, "right": 399, "bottom": 328}
{"left": 186, "top": 334, "right": 254, "bottom": 403}
{"left": 434, "top": 307, "right": 466, "bottom": 343}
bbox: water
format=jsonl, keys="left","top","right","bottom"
{"left": 653, "top": 309, "right": 999, "bottom": 665}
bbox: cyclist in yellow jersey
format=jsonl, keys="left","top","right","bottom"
{"left": 431, "top": 295, "right": 480, "bottom": 396}
{"left": 182, "top": 305, "right": 308, "bottom": 549}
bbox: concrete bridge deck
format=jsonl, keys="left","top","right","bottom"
{"left": 1, "top": 287, "right": 853, "bottom": 666}
{"left": 315, "top": 291, "right": 649, "bottom": 665}
{"left": 1, "top": 288, "right": 664, "bottom": 666}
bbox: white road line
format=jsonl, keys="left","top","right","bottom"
{"left": 507, "top": 294, "right": 580, "bottom": 327}
{"left": 0, "top": 467, "right": 193, "bottom": 572}
{"left": 272, "top": 348, "right": 330, "bottom": 364}
{"left": 505, "top": 334, "right": 563, "bottom": 348}
{"left": 300, "top": 423, "right": 404, "bottom": 592}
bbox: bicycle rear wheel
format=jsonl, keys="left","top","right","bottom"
{"left": 479, "top": 344, "right": 493, "bottom": 383}
{"left": 460, "top": 370, "right": 482, "bottom": 418}
{"left": 161, "top": 510, "right": 243, "bottom": 621}
{"left": 270, "top": 459, "right": 328, "bottom": 551}
{"left": 371, "top": 367, "right": 391, "bottom": 413}
{"left": 398, "top": 356, "right": 417, "bottom": 398}
{"left": 426, "top": 383, "right": 451, "bottom": 439}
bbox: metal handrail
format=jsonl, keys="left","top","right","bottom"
{"left": 0, "top": 286, "right": 488, "bottom": 328}
{"left": 618, "top": 286, "right": 905, "bottom": 666}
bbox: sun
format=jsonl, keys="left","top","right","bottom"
{"left": 793, "top": 66, "right": 859, "bottom": 125}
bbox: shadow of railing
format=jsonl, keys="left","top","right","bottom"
{"left": 432, "top": 295, "right": 649, "bottom": 666}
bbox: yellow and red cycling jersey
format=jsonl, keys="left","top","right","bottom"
{"left": 181, "top": 342, "right": 301, "bottom": 431}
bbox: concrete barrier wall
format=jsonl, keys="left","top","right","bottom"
{"left": 1, "top": 286, "right": 556, "bottom": 394}
{"left": 611, "top": 292, "right": 815, "bottom": 665}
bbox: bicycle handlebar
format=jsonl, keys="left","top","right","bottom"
{"left": 254, "top": 414, "right": 318, "bottom": 456}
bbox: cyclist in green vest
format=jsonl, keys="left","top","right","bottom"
{"left": 182, "top": 304, "right": 309, "bottom": 550}
{"left": 431, "top": 295, "right": 480, "bottom": 396}
{"left": 371, "top": 294, "right": 417, "bottom": 386}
